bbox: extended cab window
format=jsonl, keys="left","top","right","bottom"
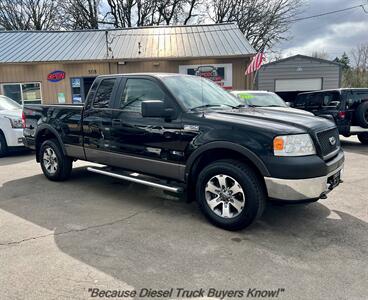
{"left": 120, "top": 79, "right": 165, "bottom": 113}
{"left": 93, "top": 78, "right": 116, "bottom": 108}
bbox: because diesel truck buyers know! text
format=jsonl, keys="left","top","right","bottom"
{"left": 23, "top": 74, "right": 344, "bottom": 230}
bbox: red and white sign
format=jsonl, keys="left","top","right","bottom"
{"left": 47, "top": 70, "right": 66, "bottom": 82}
{"left": 179, "top": 63, "right": 233, "bottom": 89}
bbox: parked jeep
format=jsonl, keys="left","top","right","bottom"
{"left": 294, "top": 89, "right": 368, "bottom": 144}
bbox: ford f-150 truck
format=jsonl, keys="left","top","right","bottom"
{"left": 23, "top": 74, "right": 344, "bottom": 230}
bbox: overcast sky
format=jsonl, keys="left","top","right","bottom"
{"left": 277, "top": 0, "right": 368, "bottom": 59}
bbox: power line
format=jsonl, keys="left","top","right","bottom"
{"left": 291, "top": 4, "right": 368, "bottom": 22}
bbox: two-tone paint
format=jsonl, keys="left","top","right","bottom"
{"left": 23, "top": 73, "right": 344, "bottom": 201}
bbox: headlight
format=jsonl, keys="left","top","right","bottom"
{"left": 5, "top": 117, "right": 23, "bottom": 128}
{"left": 273, "top": 134, "right": 316, "bottom": 156}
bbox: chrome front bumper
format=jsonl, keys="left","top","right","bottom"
{"left": 265, "top": 165, "right": 344, "bottom": 201}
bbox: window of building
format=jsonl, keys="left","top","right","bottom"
{"left": 71, "top": 77, "right": 97, "bottom": 104}
{"left": 0, "top": 82, "right": 42, "bottom": 105}
{"left": 120, "top": 79, "right": 165, "bottom": 113}
{"left": 93, "top": 78, "right": 116, "bottom": 108}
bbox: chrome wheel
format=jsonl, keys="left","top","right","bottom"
{"left": 43, "top": 147, "right": 58, "bottom": 175}
{"left": 205, "top": 174, "right": 245, "bottom": 218}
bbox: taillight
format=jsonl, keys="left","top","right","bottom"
{"left": 22, "top": 111, "right": 26, "bottom": 128}
{"left": 338, "top": 111, "right": 346, "bottom": 120}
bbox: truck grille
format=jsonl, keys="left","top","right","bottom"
{"left": 316, "top": 128, "right": 340, "bottom": 159}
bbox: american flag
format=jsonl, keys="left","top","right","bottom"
{"left": 245, "top": 52, "right": 265, "bottom": 75}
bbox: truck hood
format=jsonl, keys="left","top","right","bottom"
{"left": 257, "top": 106, "right": 314, "bottom": 116}
{"left": 0, "top": 109, "right": 22, "bottom": 119}
{"left": 204, "top": 108, "right": 335, "bottom": 134}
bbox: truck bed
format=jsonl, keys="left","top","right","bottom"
{"left": 23, "top": 104, "right": 84, "bottom": 149}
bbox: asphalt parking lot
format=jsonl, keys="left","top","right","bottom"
{"left": 0, "top": 137, "right": 367, "bottom": 300}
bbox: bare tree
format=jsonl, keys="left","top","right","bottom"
{"left": 351, "top": 44, "right": 368, "bottom": 71}
{"left": 0, "top": 0, "right": 60, "bottom": 30}
{"left": 344, "top": 43, "right": 368, "bottom": 87}
{"left": 104, "top": 0, "right": 201, "bottom": 27}
{"left": 61, "top": 0, "right": 101, "bottom": 29}
{"left": 136, "top": 0, "right": 159, "bottom": 26}
{"left": 106, "top": 0, "right": 136, "bottom": 27}
{"left": 155, "top": 0, "right": 202, "bottom": 25}
{"left": 208, "top": 0, "right": 303, "bottom": 51}
{"left": 157, "top": 0, "right": 184, "bottom": 25}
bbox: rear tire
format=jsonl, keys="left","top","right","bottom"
{"left": 39, "top": 139, "right": 72, "bottom": 181}
{"left": 355, "top": 102, "right": 368, "bottom": 128}
{"left": 0, "top": 133, "right": 8, "bottom": 157}
{"left": 357, "top": 132, "right": 368, "bottom": 145}
{"left": 196, "top": 159, "right": 266, "bottom": 231}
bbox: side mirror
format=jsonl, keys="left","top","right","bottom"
{"left": 285, "top": 102, "right": 292, "bottom": 107}
{"left": 141, "top": 100, "right": 175, "bottom": 119}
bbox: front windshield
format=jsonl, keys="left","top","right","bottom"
{"left": 162, "top": 75, "right": 243, "bottom": 110}
{"left": 0, "top": 95, "right": 22, "bottom": 110}
{"left": 235, "top": 92, "right": 287, "bottom": 107}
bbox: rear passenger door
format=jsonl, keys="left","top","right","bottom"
{"left": 83, "top": 76, "right": 120, "bottom": 161}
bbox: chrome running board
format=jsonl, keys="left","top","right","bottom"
{"left": 87, "top": 166, "right": 183, "bottom": 193}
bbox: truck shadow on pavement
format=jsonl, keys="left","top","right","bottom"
{"left": 0, "top": 166, "right": 367, "bottom": 292}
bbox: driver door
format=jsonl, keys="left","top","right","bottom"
{"left": 109, "top": 76, "right": 186, "bottom": 180}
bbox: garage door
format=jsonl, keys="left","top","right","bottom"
{"left": 275, "top": 78, "right": 322, "bottom": 92}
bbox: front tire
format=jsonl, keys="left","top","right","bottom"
{"left": 357, "top": 132, "right": 368, "bottom": 145}
{"left": 196, "top": 160, "right": 266, "bottom": 231}
{"left": 39, "top": 139, "right": 72, "bottom": 181}
{"left": 0, "top": 133, "right": 8, "bottom": 157}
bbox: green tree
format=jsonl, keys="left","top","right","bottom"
{"left": 333, "top": 52, "right": 350, "bottom": 72}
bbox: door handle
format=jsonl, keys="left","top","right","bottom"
{"left": 112, "top": 119, "right": 122, "bottom": 127}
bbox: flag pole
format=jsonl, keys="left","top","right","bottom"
{"left": 252, "top": 68, "right": 259, "bottom": 90}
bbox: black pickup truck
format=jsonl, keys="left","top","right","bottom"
{"left": 23, "top": 74, "right": 344, "bottom": 230}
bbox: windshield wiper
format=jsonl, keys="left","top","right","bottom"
{"left": 190, "top": 104, "right": 235, "bottom": 111}
{"left": 247, "top": 104, "right": 262, "bottom": 108}
{"left": 234, "top": 104, "right": 246, "bottom": 108}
